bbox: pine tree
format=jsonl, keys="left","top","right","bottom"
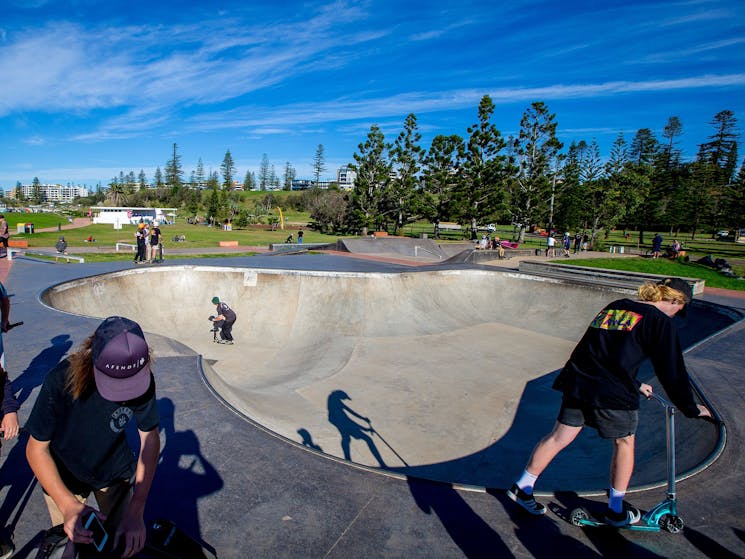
{"left": 195, "top": 158, "right": 206, "bottom": 189}
{"left": 350, "top": 125, "right": 391, "bottom": 236}
{"left": 259, "top": 154, "right": 270, "bottom": 191}
{"left": 221, "top": 149, "right": 236, "bottom": 190}
{"left": 387, "top": 114, "right": 424, "bottom": 234}
{"left": 313, "top": 144, "right": 326, "bottom": 187}
{"left": 507, "top": 101, "right": 562, "bottom": 240}
{"left": 138, "top": 170, "right": 148, "bottom": 190}
{"left": 457, "top": 95, "right": 508, "bottom": 240}
{"left": 164, "top": 143, "right": 184, "bottom": 190}
{"left": 422, "top": 134, "right": 464, "bottom": 238}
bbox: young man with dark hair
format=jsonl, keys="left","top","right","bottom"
{"left": 26, "top": 317, "right": 160, "bottom": 557}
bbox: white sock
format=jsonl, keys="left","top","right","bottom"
{"left": 516, "top": 470, "right": 538, "bottom": 494}
{"left": 608, "top": 486, "right": 625, "bottom": 513}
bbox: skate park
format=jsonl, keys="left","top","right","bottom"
{"left": 0, "top": 248, "right": 744, "bottom": 557}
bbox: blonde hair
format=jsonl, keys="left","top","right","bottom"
{"left": 65, "top": 334, "right": 153, "bottom": 400}
{"left": 638, "top": 282, "right": 687, "bottom": 305}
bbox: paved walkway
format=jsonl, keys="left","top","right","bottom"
{"left": 0, "top": 252, "right": 742, "bottom": 558}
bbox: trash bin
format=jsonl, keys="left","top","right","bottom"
{"left": 24, "top": 223, "right": 34, "bottom": 234}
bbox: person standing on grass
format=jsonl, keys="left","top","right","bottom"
{"left": 0, "top": 215, "right": 8, "bottom": 259}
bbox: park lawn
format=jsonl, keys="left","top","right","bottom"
{"left": 17, "top": 221, "right": 343, "bottom": 249}
{"left": 562, "top": 257, "right": 745, "bottom": 291}
{"left": 1, "top": 212, "right": 71, "bottom": 231}
{"left": 29, "top": 251, "right": 261, "bottom": 264}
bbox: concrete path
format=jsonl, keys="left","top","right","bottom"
{"left": 0, "top": 252, "right": 742, "bottom": 558}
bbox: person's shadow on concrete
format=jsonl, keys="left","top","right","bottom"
{"left": 327, "top": 390, "right": 387, "bottom": 467}
{"left": 145, "top": 398, "right": 224, "bottom": 541}
{"left": 408, "top": 477, "right": 514, "bottom": 559}
{"left": 297, "top": 428, "right": 323, "bottom": 452}
{"left": 0, "top": 431, "right": 43, "bottom": 555}
{"left": 12, "top": 335, "right": 72, "bottom": 405}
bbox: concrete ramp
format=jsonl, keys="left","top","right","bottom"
{"left": 41, "top": 266, "right": 726, "bottom": 491}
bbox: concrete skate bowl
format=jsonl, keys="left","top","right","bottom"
{"left": 41, "top": 266, "right": 732, "bottom": 491}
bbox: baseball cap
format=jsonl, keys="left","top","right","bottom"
{"left": 92, "top": 316, "right": 152, "bottom": 401}
{"left": 657, "top": 278, "right": 693, "bottom": 317}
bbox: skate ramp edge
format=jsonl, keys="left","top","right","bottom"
{"left": 39, "top": 265, "right": 731, "bottom": 491}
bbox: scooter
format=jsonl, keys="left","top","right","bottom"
{"left": 569, "top": 392, "right": 684, "bottom": 533}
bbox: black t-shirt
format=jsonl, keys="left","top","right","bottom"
{"left": 26, "top": 360, "right": 159, "bottom": 492}
{"left": 150, "top": 227, "right": 161, "bottom": 245}
{"left": 216, "top": 302, "right": 236, "bottom": 322}
{"left": 553, "top": 298, "right": 700, "bottom": 417}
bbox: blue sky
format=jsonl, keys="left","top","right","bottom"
{"left": 1, "top": 0, "right": 743, "bottom": 190}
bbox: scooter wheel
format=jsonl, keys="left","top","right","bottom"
{"left": 570, "top": 507, "right": 590, "bottom": 527}
{"left": 660, "top": 514, "right": 684, "bottom": 534}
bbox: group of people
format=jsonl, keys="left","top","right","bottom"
{"left": 285, "top": 228, "right": 304, "bottom": 244}
{"left": 477, "top": 234, "right": 506, "bottom": 257}
{"left": 134, "top": 221, "right": 163, "bottom": 264}
{"left": 546, "top": 231, "right": 588, "bottom": 258}
{"left": 652, "top": 233, "right": 684, "bottom": 259}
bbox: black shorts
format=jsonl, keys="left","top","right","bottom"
{"left": 557, "top": 396, "right": 638, "bottom": 439}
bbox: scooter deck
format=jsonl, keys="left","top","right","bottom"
{"left": 569, "top": 507, "right": 661, "bottom": 532}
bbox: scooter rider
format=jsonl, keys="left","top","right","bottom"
{"left": 507, "top": 278, "right": 711, "bottom": 527}
{"left": 209, "top": 297, "right": 236, "bottom": 344}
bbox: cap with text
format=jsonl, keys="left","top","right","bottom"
{"left": 92, "top": 316, "right": 151, "bottom": 401}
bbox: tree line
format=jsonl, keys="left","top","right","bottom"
{"left": 70, "top": 96, "right": 744, "bottom": 246}
{"left": 321, "top": 97, "right": 742, "bottom": 247}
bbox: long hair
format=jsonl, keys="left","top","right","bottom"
{"left": 66, "top": 335, "right": 96, "bottom": 400}
{"left": 638, "top": 282, "right": 687, "bottom": 305}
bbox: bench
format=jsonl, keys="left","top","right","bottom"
{"left": 8, "top": 250, "right": 85, "bottom": 263}
{"left": 116, "top": 242, "right": 137, "bottom": 252}
{"left": 8, "top": 239, "right": 28, "bottom": 248}
{"left": 54, "top": 253, "right": 85, "bottom": 263}
{"left": 219, "top": 241, "right": 239, "bottom": 247}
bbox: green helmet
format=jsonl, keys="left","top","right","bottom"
{"left": 211, "top": 297, "right": 220, "bottom": 304}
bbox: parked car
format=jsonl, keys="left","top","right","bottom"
{"left": 716, "top": 230, "right": 729, "bottom": 238}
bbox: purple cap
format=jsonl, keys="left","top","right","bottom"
{"left": 92, "top": 316, "right": 151, "bottom": 401}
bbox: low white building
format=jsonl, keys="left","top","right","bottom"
{"left": 91, "top": 206, "right": 177, "bottom": 226}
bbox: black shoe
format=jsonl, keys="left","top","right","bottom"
{"left": 506, "top": 484, "right": 546, "bottom": 515}
{"left": 604, "top": 504, "right": 641, "bottom": 527}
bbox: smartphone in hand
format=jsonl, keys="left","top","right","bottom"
{"left": 83, "top": 511, "right": 108, "bottom": 552}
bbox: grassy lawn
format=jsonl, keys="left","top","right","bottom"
{"left": 30, "top": 251, "right": 260, "bottom": 264}
{"left": 562, "top": 257, "right": 745, "bottom": 291}
{"left": 17, "top": 221, "right": 344, "bottom": 249}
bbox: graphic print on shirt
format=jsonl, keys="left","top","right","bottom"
{"left": 110, "top": 406, "right": 134, "bottom": 433}
{"left": 589, "top": 309, "right": 643, "bottom": 331}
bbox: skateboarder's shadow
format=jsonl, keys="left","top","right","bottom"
{"left": 145, "top": 398, "right": 224, "bottom": 539}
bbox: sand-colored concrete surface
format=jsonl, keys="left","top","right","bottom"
{"left": 41, "top": 265, "right": 725, "bottom": 490}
